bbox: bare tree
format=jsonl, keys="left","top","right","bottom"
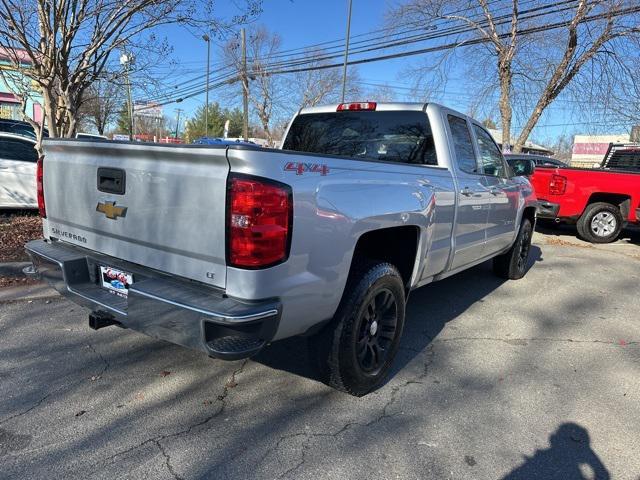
{"left": 392, "top": 0, "right": 640, "bottom": 152}
{"left": 224, "top": 26, "right": 288, "bottom": 145}
{"left": 78, "top": 76, "right": 124, "bottom": 135}
{"left": 288, "top": 50, "right": 362, "bottom": 108}
{"left": 0, "top": 0, "right": 261, "bottom": 150}
{"left": 364, "top": 83, "right": 398, "bottom": 103}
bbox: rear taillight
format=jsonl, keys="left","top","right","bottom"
{"left": 227, "top": 175, "right": 292, "bottom": 268}
{"left": 549, "top": 174, "right": 567, "bottom": 195}
{"left": 36, "top": 156, "right": 46, "bottom": 218}
{"left": 337, "top": 102, "right": 377, "bottom": 111}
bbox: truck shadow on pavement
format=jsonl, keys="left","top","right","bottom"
{"left": 501, "top": 422, "right": 610, "bottom": 480}
{"left": 255, "top": 245, "right": 543, "bottom": 386}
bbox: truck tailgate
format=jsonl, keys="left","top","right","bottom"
{"left": 41, "top": 140, "right": 229, "bottom": 289}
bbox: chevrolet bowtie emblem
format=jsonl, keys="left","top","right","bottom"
{"left": 96, "top": 201, "right": 127, "bottom": 220}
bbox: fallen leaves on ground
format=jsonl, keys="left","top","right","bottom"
{"left": 0, "top": 213, "right": 43, "bottom": 262}
{"left": 545, "top": 236, "right": 591, "bottom": 248}
{"left": 0, "top": 275, "right": 40, "bottom": 288}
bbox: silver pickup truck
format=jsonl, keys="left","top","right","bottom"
{"left": 26, "top": 102, "right": 537, "bottom": 396}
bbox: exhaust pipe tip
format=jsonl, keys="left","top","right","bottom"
{"left": 554, "top": 218, "right": 561, "bottom": 223}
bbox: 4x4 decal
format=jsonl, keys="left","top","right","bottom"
{"left": 284, "top": 162, "right": 330, "bottom": 176}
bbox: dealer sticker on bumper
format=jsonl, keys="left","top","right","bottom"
{"left": 100, "top": 266, "right": 133, "bottom": 297}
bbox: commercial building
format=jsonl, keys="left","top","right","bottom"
{"left": 0, "top": 47, "right": 44, "bottom": 123}
{"left": 571, "top": 134, "right": 630, "bottom": 168}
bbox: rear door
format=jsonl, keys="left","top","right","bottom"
{"left": 42, "top": 140, "right": 230, "bottom": 288}
{"left": 471, "top": 125, "right": 520, "bottom": 254}
{"left": 446, "top": 114, "right": 491, "bottom": 270}
{"left": 0, "top": 136, "right": 38, "bottom": 208}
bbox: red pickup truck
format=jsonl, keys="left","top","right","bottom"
{"left": 527, "top": 165, "right": 640, "bottom": 243}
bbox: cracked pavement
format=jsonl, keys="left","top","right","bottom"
{"left": 1, "top": 231, "right": 639, "bottom": 479}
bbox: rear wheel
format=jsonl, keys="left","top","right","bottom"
{"left": 309, "top": 260, "right": 405, "bottom": 396}
{"left": 576, "top": 202, "right": 623, "bottom": 244}
{"left": 493, "top": 218, "right": 533, "bottom": 280}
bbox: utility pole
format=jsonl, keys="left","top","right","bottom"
{"left": 241, "top": 28, "right": 249, "bottom": 141}
{"left": 203, "top": 34, "right": 211, "bottom": 138}
{"left": 341, "top": 0, "right": 353, "bottom": 103}
{"left": 174, "top": 108, "right": 183, "bottom": 139}
{"left": 120, "top": 52, "right": 135, "bottom": 141}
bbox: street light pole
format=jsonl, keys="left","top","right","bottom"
{"left": 203, "top": 34, "right": 210, "bottom": 138}
{"left": 174, "top": 108, "right": 183, "bottom": 139}
{"left": 341, "top": 0, "right": 353, "bottom": 103}
{"left": 120, "top": 52, "right": 135, "bottom": 141}
{"left": 241, "top": 28, "right": 249, "bottom": 141}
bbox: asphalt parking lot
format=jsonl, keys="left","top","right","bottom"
{"left": 1, "top": 228, "right": 639, "bottom": 480}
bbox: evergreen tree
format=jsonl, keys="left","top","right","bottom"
{"left": 115, "top": 103, "right": 132, "bottom": 135}
{"left": 184, "top": 103, "right": 244, "bottom": 142}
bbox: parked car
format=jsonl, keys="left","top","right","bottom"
{"left": 529, "top": 164, "right": 640, "bottom": 243}
{"left": 506, "top": 153, "right": 565, "bottom": 169}
{"left": 25, "top": 102, "right": 537, "bottom": 396}
{"left": 0, "top": 118, "right": 48, "bottom": 140}
{"left": 0, "top": 132, "right": 38, "bottom": 209}
{"left": 193, "top": 137, "right": 257, "bottom": 146}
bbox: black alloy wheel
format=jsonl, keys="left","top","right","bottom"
{"left": 355, "top": 288, "right": 398, "bottom": 375}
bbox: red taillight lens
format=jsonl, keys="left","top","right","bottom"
{"left": 36, "top": 156, "right": 46, "bottom": 218}
{"left": 549, "top": 174, "right": 567, "bottom": 195}
{"left": 227, "top": 176, "right": 292, "bottom": 268}
{"left": 337, "top": 102, "right": 377, "bottom": 111}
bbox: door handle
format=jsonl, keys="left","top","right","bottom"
{"left": 461, "top": 187, "right": 473, "bottom": 197}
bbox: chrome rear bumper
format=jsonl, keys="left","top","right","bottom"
{"left": 25, "top": 239, "right": 280, "bottom": 360}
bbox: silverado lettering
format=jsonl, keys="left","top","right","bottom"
{"left": 51, "top": 227, "right": 87, "bottom": 243}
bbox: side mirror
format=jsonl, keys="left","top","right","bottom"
{"left": 508, "top": 158, "right": 535, "bottom": 177}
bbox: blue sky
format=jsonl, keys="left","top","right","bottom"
{"left": 152, "top": 1, "right": 400, "bottom": 120}
{"left": 147, "top": 0, "right": 632, "bottom": 144}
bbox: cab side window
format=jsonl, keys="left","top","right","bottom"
{"left": 473, "top": 126, "right": 508, "bottom": 177}
{"left": 447, "top": 115, "right": 479, "bottom": 174}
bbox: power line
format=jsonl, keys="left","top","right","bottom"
{"left": 142, "top": 2, "right": 640, "bottom": 109}
{"left": 140, "top": 0, "right": 577, "bottom": 105}
{"left": 246, "top": 0, "right": 537, "bottom": 62}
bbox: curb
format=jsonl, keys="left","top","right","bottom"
{"left": 0, "top": 283, "right": 59, "bottom": 303}
{"left": 0, "top": 261, "right": 31, "bottom": 277}
{"left": 0, "top": 262, "right": 59, "bottom": 303}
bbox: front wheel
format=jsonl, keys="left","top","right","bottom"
{"left": 309, "top": 261, "right": 406, "bottom": 396}
{"left": 493, "top": 218, "right": 533, "bottom": 280}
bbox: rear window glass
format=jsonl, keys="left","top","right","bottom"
{"left": 282, "top": 111, "right": 437, "bottom": 165}
{"left": 0, "top": 138, "right": 38, "bottom": 162}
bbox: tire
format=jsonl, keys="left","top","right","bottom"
{"left": 493, "top": 218, "right": 533, "bottom": 280}
{"left": 309, "top": 260, "right": 406, "bottom": 396}
{"left": 576, "top": 202, "right": 623, "bottom": 244}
